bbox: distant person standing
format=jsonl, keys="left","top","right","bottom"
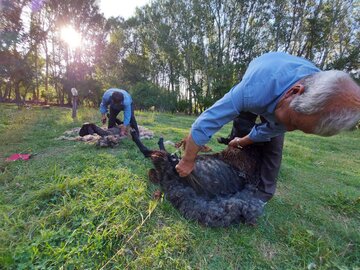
{"left": 100, "top": 88, "right": 139, "bottom": 136}
{"left": 71, "top": 87, "right": 78, "bottom": 119}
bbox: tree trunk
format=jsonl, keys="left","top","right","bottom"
{"left": 14, "top": 80, "right": 22, "bottom": 104}
{"left": 44, "top": 39, "right": 49, "bottom": 100}
{"left": 35, "top": 43, "right": 39, "bottom": 101}
{"left": 0, "top": 81, "right": 3, "bottom": 102}
{"left": 4, "top": 81, "right": 11, "bottom": 100}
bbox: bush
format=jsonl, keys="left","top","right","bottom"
{"left": 131, "top": 82, "right": 177, "bottom": 112}
{"left": 176, "top": 99, "right": 190, "bottom": 113}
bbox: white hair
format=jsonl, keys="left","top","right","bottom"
{"left": 314, "top": 108, "right": 360, "bottom": 136}
{"left": 290, "top": 70, "right": 360, "bottom": 136}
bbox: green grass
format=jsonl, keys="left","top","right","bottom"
{"left": 0, "top": 103, "right": 359, "bottom": 269}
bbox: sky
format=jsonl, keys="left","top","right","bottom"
{"left": 98, "top": 0, "right": 150, "bottom": 19}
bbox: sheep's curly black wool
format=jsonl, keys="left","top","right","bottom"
{"left": 132, "top": 131, "right": 265, "bottom": 227}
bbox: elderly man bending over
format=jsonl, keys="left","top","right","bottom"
{"left": 175, "top": 52, "right": 360, "bottom": 207}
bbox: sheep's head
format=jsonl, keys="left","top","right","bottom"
{"left": 150, "top": 151, "right": 179, "bottom": 171}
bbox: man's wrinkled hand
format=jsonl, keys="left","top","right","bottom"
{"left": 175, "top": 159, "right": 195, "bottom": 177}
{"left": 120, "top": 125, "right": 127, "bottom": 136}
{"left": 229, "top": 137, "right": 243, "bottom": 149}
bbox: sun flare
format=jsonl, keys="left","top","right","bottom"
{"left": 60, "top": 25, "right": 82, "bottom": 49}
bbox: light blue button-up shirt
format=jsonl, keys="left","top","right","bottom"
{"left": 191, "top": 52, "right": 321, "bottom": 145}
{"left": 99, "top": 88, "right": 133, "bottom": 126}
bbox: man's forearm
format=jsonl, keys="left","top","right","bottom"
{"left": 175, "top": 134, "right": 201, "bottom": 177}
{"left": 101, "top": 113, "right": 107, "bottom": 124}
{"left": 183, "top": 134, "right": 201, "bottom": 161}
{"left": 99, "top": 101, "right": 108, "bottom": 114}
{"left": 238, "top": 135, "right": 254, "bottom": 147}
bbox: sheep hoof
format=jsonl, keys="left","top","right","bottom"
{"left": 245, "top": 219, "right": 258, "bottom": 227}
{"left": 152, "top": 190, "right": 162, "bottom": 200}
{"left": 217, "top": 137, "right": 230, "bottom": 145}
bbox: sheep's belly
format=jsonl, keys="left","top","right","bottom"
{"left": 189, "top": 156, "right": 247, "bottom": 197}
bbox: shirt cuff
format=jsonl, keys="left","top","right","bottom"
{"left": 248, "top": 126, "right": 272, "bottom": 142}
{"left": 191, "top": 127, "right": 210, "bottom": 146}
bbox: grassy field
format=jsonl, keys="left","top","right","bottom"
{"left": 0, "top": 103, "right": 359, "bottom": 269}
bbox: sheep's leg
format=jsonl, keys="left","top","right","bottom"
{"left": 79, "top": 123, "right": 110, "bottom": 137}
{"left": 158, "top": 137, "right": 166, "bottom": 151}
{"left": 92, "top": 124, "right": 111, "bottom": 137}
{"left": 131, "top": 130, "right": 152, "bottom": 157}
{"left": 217, "top": 137, "right": 231, "bottom": 145}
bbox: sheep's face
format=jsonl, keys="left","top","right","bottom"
{"left": 150, "top": 151, "right": 180, "bottom": 174}
{"left": 150, "top": 151, "right": 167, "bottom": 168}
{"left": 150, "top": 151, "right": 169, "bottom": 168}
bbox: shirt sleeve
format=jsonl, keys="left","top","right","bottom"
{"left": 248, "top": 122, "right": 285, "bottom": 142}
{"left": 123, "top": 104, "right": 131, "bottom": 126}
{"left": 191, "top": 86, "right": 243, "bottom": 146}
{"left": 99, "top": 95, "right": 109, "bottom": 114}
{"left": 122, "top": 91, "right": 132, "bottom": 126}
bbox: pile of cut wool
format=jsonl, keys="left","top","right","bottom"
{"left": 56, "top": 125, "right": 154, "bottom": 147}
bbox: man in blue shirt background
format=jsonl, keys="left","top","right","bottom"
{"left": 175, "top": 52, "right": 360, "bottom": 207}
{"left": 100, "top": 88, "right": 139, "bottom": 136}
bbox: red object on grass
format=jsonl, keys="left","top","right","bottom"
{"left": 5, "top": 153, "right": 32, "bottom": 161}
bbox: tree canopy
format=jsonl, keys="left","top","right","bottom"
{"left": 0, "top": 0, "right": 359, "bottom": 113}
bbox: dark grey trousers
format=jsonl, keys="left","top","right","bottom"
{"left": 108, "top": 103, "right": 140, "bottom": 135}
{"left": 231, "top": 112, "right": 284, "bottom": 202}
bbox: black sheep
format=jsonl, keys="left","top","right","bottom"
{"left": 131, "top": 131, "right": 265, "bottom": 227}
